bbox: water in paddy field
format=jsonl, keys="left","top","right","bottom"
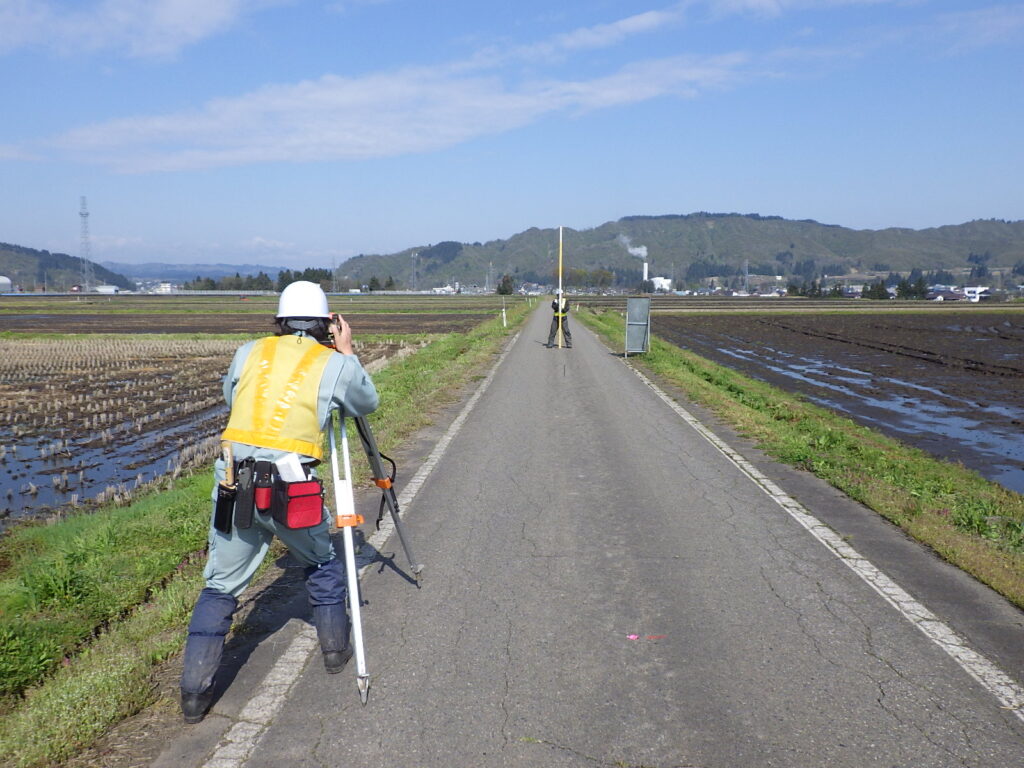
{"left": 0, "top": 336, "right": 242, "bottom": 530}
{"left": 0, "top": 407, "right": 225, "bottom": 529}
{"left": 715, "top": 344, "right": 1024, "bottom": 494}
{"left": 0, "top": 335, "right": 407, "bottom": 531}
{"left": 654, "top": 313, "right": 1024, "bottom": 496}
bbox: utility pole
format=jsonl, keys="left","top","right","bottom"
{"left": 79, "top": 196, "right": 95, "bottom": 293}
{"left": 411, "top": 252, "right": 418, "bottom": 292}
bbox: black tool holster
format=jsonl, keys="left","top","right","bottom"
{"left": 233, "top": 458, "right": 256, "bottom": 529}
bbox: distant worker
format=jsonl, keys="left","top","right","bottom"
{"left": 546, "top": 288, "right": 573, "bottom": 348}
{"left": 180, "top": 280, "right": 379, "bottom": 724}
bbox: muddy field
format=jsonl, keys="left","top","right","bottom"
{"left": 0, "top": 294, "right": 505, "bottom": 526}
{"left": 0, "top": 336, "right": 415, "bottom": 525}
{"left": 0, "top": 311, "right": 489, "bottom": 335}
{"left": 652, "top": 311, "right": 1024, "bottom": 494}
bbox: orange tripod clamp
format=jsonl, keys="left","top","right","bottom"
{"left": 336, "top": 513, "right": 364, "bottom": 528}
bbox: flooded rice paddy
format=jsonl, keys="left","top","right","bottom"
{"left": 0, "top": 336, "right": 404, "bottom": 527}
{"left": 652, "top": 311, "right": 1024, "bottom": 494}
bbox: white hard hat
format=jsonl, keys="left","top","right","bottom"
{"left": 277, "top": 281, "right": 330, "bottom": 318}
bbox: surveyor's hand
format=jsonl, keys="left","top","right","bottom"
{"left": 329, "top": 313, "right": 354, "bottom": 355}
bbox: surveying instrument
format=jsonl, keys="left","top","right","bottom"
{"left": 328, "top": 410, "right": 424, "bottom": 704}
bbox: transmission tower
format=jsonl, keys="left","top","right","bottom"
{"left": 79, "top": 196, "right": 95, "bottom": 292}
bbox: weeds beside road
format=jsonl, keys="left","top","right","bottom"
{"left": 580, "top": 309, "right": 1024, "bottom": 610}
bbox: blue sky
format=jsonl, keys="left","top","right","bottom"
{"left": 1, "top": 0, "right": 1022, "bottom": 268}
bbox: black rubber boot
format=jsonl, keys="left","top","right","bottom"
{"left": 322, "top": 647, "right": 354, "bottom": 674}
{"left": 181, "top": 690, "right": 215, "bottom": 725}
{"left": 306, "top": 560, "right": 351, "bottom": 673}
{"left": 180, "top": 588, "right": 237, "bottom": 723}
{"left": 312, "top": 603, "right": 352, "bottom": 673}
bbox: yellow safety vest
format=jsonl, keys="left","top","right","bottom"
{"left": 221, "top": 336, "right": 334, "bottom": 459}
{"left": 554, "top": 299, "right": 568, "bottom": 317}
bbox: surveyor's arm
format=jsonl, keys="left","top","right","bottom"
{"left": 222, "top": 342, "right": 255, "bottom": 406}
{"left": 318, "top": 350, "right": 379, "bottom": 421}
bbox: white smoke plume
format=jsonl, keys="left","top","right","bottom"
{"left": 617, "top": 234, "right": 647, "bottom": 259}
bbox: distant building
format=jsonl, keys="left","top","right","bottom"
{"left": 926, "top": 289, "right": 964, "bottom": 302}
{"left": 651, "top": 277, "right": 673, "bottom": 292}
{"left": 95, "top": 285, "right": 120, "bottom": 294}
{"left": 154, "top": 282, "right": 176, "bottom": 294}
{"left": 0, "top": 275, "right": 11, "bottom": 292}
{"left": 962, "top": 286, "right": 991, "bottom": 302}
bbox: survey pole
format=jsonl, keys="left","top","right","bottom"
{"left": 557, "top": 226, "right": 564, "bottom": 348}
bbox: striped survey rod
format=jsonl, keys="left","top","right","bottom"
{"left": 328, "top": 410, "right": 370, "bottom": 704}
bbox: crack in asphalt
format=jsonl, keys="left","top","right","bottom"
{"left": 757, "top": 537, "right": 989, "bottom": 764}
{"left": 310, "top": 694, "right": 329, "bottom": 768}
{"left": 500, "top": 616, "right": 513, "bottom": 751}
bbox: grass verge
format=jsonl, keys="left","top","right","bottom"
{"left": 579, "top": 308, "right": 1024, "bottom": 609}
{"left": 0, "top": 303, "right": 528, "bottom": 768}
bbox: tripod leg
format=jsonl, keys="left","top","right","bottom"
{"left": 355, "top": 416, "right": 424, "bottom": 579}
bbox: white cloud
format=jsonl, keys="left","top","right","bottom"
{"left": 934, "top": 4, "right": 1024, "bottom": 53}
{"left": 551, "top": 7, "right": 687, "bottom": 53}
{"left": 706, "top": 0, "right": 894, "bottom": 13}
{"left": 0, "top": 143, "right": 39, "bottom": 160}
{"left": 0, "top": 0, "right": 268, "bottom": 57}
{"left": 463, "top": 4, "right": 688, "bottom": 70}
{"left": 18, "top": 0, "right": 972, "bottom": 173}
{"left": 324, "top": 0, "right": 391, "bottom": 14}
{"left": 50, "top": 51, "right": 749, "bottom": 172}
{"left": 248, "top": 236, "right": 296, "bottom": 250}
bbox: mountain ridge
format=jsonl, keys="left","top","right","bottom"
{"left": 4, "top": 213, "right": 1023, "bottom": 291}
{"left": 339, "top": 213, "right": 1024, "bottom": 288}
{"left": 0, "top": 242, "right": 134, "bottom": 291}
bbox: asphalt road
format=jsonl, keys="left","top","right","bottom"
{"left": 158, "top": 305, "right": 1024, "bottom": 768}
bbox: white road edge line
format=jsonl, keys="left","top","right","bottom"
{"left": 201, "top": 331, "right": 522, "bottom": 768}
{"left": 626, "top": 362, "right": 1024, "bottom": 725}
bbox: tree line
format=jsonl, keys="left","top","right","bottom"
{"left": 183, "top": 268, "right": 396, "bottom": 292}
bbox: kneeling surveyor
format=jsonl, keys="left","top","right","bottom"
{"left": 180, "top": 280, "right": 379, "bottom": 724}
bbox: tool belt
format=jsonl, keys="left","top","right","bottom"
{"left": 214, "top": 458, "right": 324, "bottom": 534}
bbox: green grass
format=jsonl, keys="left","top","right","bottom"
{"left": 0, "top": 560, "right": 204, "bottom": 768}
{"left": 0, "top": 302, "right": 528, "bottom": 768}
{"left": 0, "top": 472, "right": 212, "bottom": 702}
{"left": 580, "top": 308, "right": 1024, "bottom": 609}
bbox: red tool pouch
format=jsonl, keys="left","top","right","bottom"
{"left": 271, "top": 479, "right": 324, "bottom": 529}
{"left": 253, "top": 460, "right": 274, "bottom": 512}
